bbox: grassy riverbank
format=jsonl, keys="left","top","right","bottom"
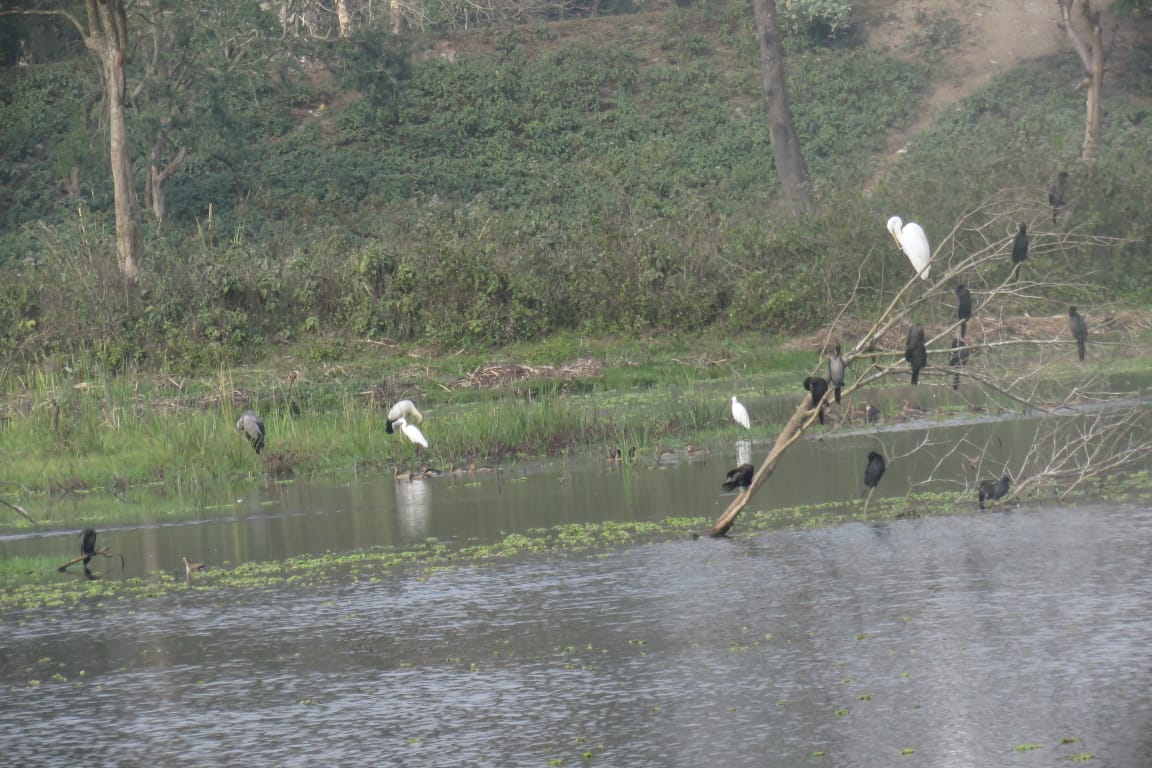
{"left": 2, "top": 318, "right": 1148, "bottom": 531}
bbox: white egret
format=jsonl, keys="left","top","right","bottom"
{"left": 730, "top": 396, "right": 751, "bottom": 430}
{"left": 236, "top": 410, "right": 265, "bottom": 453}
{"left": 886, "top": 216, "right": 931, "bottom": 280}
{"left": 393, "top": 416, "right": 429, "bottom": 448}
{"left": 386, "top": 399, "right": 423, "bottom": 434}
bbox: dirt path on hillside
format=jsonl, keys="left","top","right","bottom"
{"left": 859, "top": 0, "right": 1066, "bottom": 191}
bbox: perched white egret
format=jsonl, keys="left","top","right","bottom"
{"left": 393, "top": 416, "right": 429, "bottom": 448}
{"left": 386, "top": 399, "right": 423, "bottom": 434}
{"left": 886, "top": 216, "right": 931, "bottom": 280}
{"left": 730, "top": 396, "right": 751, "bottom": 430}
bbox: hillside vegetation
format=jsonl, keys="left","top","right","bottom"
{"left": 1, "top": 0, "right": 1150, "bottom": 374}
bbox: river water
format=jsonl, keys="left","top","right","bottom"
{"left": 2, "top": 410, "right": 1151, "bottom": 766}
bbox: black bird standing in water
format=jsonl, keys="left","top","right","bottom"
{"left": 949, "top": 338, "right": 969, "bottom": 391}
{"left": 862, "top": 452, "right": 886, "bottom": 497}
{"left": 80, "top": 528, "right": 97, "bottom": 568}
{"left": 828, "top": 344, "right": 846, "bottom": 405}
{"left": 803, "top": 376, "right": 830, "bottom": 425}
{"left": 978, "top": 475, "right": 1012, "bottom": 510}
{"left": 955, "top": 283, "right": 972, "bottom": 338}
{"left": 1069, "top": 306, "right": 1088, "bottom": 362}
{"left": 1011, "top": 223, "right": 1029, "bottom": 281}
{"left": 904, "top": 325, "right": 927, "bottom": 386}
{"left": 721, "top": 463, "right": 755, "bottom": 493}
{"left": 1048, "top": 171, "right": 1069, "bottom": 224}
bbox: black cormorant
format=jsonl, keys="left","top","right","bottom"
{"left": 803, "top": 376, "right": 830, "bottom": 425}
{"left": 978, "top": 476, "right": 1012, "bottom": 510}
{"left": 955, "top": 284, "right": 972, "bottom": 338}
{"left": 1069, "top": 306, "right": 1088, "bottom": 362}
{"left": 722, "top": 464, "right": 755, "bottom": 493}
{"left": 904, "top": 325, "right": 927, "bottom": 386}
{"left": 949, "top": 338, "right": 969, "bottom": 391}
{"left": 862, "top": 452, "right": 886, "bottom": 497}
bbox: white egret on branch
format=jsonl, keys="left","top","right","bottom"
{"left": 393, "top": 416, "right": 429, "bottom": 448}
{"left": 886, "top": 216, "right": 931, "bottom": 280}
{"left": 730, "top": 396, "right": 751, "bottom": 430}
{"left": 386, "top": 399, "right": 423, "bottom": 434}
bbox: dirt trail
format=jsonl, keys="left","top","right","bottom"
{"left": 859, "top": 0, "right": 1066, "bottom": 191}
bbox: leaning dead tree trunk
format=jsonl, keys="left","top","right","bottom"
{"left": 1057, "top": 0, "right": 1106, "bottom": 164}
{"left": 712, "top": 400, "right": 818, "bottom": 537}
{"left": 710, "top": 192, "right": 1128, "bottom": 536}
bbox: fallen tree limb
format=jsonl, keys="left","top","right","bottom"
{"left": 0, "top": 495, "right": 35, "bottom": 524}
{"left": 57, "top": 547, "right": 125, "bottom": 572}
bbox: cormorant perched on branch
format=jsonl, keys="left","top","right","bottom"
{"left": 1048, "top": 171, "right": 1069, "bottom": 224}
{"left": 802, "top": 376, "right": 830, "bottom": 425}
{"left": 949, "top": 338, "right": 969, "bottom": 391}
{"left": 1069, "top": 306, "right": 1088, "bottom": 362}
{"left": 721, "top": 464, "right": 755, "bottom": 493}
{"left": 1011, "top": 223, "right": 1029, "bottom": 281}
{"left": 80, "top": 528, "right": 97, "bottom": 568}
{"left": 955, "top": 283, "right": 972, "bottom": 338}
{"left": 904, "top": 325, "right": 927, "bottom": 386}
{"left": 828, "top": 344, "right": 846, "bottom": 404}
{"left": 236, "top": 410, "right": 265, "bottom": 453}
{"left": 978, "top": 476, "right": 1011, "bottom": 510}
{"left": 862, "top": 452, "right": 886, "bottom": 497}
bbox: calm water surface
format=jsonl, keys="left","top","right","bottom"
{"left": 2, "top": 499, "right": 1150, "bottom": 766}
{"left": 3, "top": 408, "right": 1151, "bottom": 766}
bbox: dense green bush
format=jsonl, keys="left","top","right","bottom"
{"left": 0, "top": 1, "right": 1148, "bottom": 373}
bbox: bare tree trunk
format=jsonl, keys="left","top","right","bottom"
{"left": 1056, "top": 0, "right": 1106, "bottom": 164}
{"left": 751, "top": 0, "right": 813, "bottom": 213}
{"left": 86, "top": 0, "right": 142, "bottom": 281}
{"left": 4, "top": 1, "right": 142, "bottom": 280}
{"left": 336, "top": 0, "right": 355, "bottom": 37}
{"left": 390, "top": 0, "right": 406, "bottom": 34}
{"left": 147, "top": 140, "right": 188, "bottom": 222}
